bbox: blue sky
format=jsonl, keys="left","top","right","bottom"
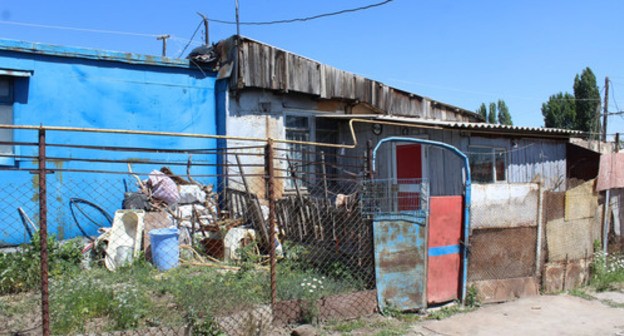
{"left": 1, "top": 0, "right": 624, "bottom": 137}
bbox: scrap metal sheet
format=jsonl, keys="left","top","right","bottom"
{"left": 373, "top": 212, "right": 427, "bottom": 311}
{"left": 565, "top": 179, "right": 598, "bottom": 221}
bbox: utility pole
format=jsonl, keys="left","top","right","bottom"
{"left": 235, "top": 0, "right": 241, "bottom": 37}
{"left": 603, "top": 76, "right": 609, "bottom": 142}
{"left": 197, "top": 13, "right": 209, "bottom": 45}
{"left": 156, "top": 35, "right": 170, "bottom": 57}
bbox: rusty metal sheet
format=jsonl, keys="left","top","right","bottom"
{"left": 469, "top": 277, "right": 539, "bottom": 303}
{"left": 427, "top": 195, "right": 462, "bottom": 304}
{"left": 468, "top": 227, "right": 537, "bottom": 281}
{"left": 373, "top": 211, "right": 427, "bottom": 312}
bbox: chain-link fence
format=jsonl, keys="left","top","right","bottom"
{"left": 4, "top": 126, "right": 610, "bottom": 334}
{"left": 0, "top": 127, "right": 376, "bottom": 335}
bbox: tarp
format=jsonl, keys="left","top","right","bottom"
{"left": 596, "top": 153, "right": 624, "bottom": 191}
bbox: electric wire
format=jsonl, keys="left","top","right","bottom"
{"left": 0, "top": 20, "right": 161, "bottom": 38}
{"left": 204, "top": 0, "right": 393, "bottom": 25}
{"left": 178, "top": 21, "right": 203, "bottom": 58}
{"left": 0, "top": 19, "right": 204, "bottom": 55}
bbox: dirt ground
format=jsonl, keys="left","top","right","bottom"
{"left": 4, "top": 291, "right": 624, "bottom": 335}
{"left": 408, "top": 292, "right": 624, "bottom": 336}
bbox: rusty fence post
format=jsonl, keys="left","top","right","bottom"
{"left": 366, "top": 140, "right": 374, "bottom": 180}
{"left": 38, "top": 126, "right": 50, "bottom": 336}
{"left": 266, "top": 139, "right": 277, "bottom": 310}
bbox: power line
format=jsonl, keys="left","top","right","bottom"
{"left": 610, "top": 79, "right": 621, "bottom": 112}
{"left": 204, "top": 0, "right": 394, "bottom": 26}
{"left": 178, "top": 21, "right": 203, "bottom": 58}
{"left": 0, "top": 20, "right": 160, "bottom": 38}
{"left": 0, "top": 19, "right": 205, "bottom": 58}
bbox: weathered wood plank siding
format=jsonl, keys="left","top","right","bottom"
{"left": 237, "top": 38, "right": 480, "bottom": 122}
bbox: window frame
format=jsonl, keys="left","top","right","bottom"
{"left": 0, "top": 76, "right": 14, "bottom": 166}
{"left": 284, "top": 114, "right": 314, "bottom": 191}
{"left": 468, "top": 145, "right": 507, "bottom": 184}
{"left": 283, "top": 113, "right": 340, "bottom": 192}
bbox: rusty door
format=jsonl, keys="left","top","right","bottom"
{"left": 373, "top": 210, "right": 428, "bottom": 312}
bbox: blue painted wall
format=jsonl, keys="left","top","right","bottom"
{"left": 0, "top": 39, "right": 221, "bottom": 246}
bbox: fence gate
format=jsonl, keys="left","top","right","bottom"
{"left": 363, "top": 178, "right": 429, "bottom": 312}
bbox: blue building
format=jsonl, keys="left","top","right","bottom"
{"left": 0, "top": 39, "right": 224, "bottom": 246}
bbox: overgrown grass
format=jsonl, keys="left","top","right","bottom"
{"left": 328, "top": 319, "right": 367, "bottom": 332}
{"left": 369, "top": 319, "right": 409, "bottom": 336}
{"left": 427, "top": 304, "right": 463, "bottom": 320}
{"left": 2, "top": 238, "right": 369, "bottom": 334}
{"left": 590, "top": 241, "right": 624, "bottom": 292}
{"left": 0, "top": 233, "right": 83, "bottom": 295}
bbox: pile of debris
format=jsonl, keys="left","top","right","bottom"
{"left": 92, "top": 163, "right": 268, "bottom": 272}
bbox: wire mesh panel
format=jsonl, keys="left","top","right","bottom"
{"left": 362, "top": 178, "right": 430, "bottom": 216}
{"left": 271, "top": 145, "right": 376, "bottom": 325}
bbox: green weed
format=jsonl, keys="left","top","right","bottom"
{"left": 568, "top": 288, "right": 594, "bottom": 300}
{"left": 374, "top": 329, "right": 407, "bottom": 336}
{"left": 367, "top": 319, "right": 409, "bottom": 336}
{"left": 465, "top": 285, "right": 481, "bottom": 308}
{"left": 328, "top": 319, "right": 366, "bottom": 332}
{"left": 3, "top": 238, "right": 372, "bottom": 333}
{"left": 590, "top": 240, "right": 624, "bottom": 291}
{"left": 0, "top": 233, "right": 83, "bottom": 295}
{"left": 427, "top": 304, "right": 463, "bottom": 320}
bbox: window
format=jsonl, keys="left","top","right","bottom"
{"left": 315, "top": 118, "right": 338, "bottom": 179}
{"left": 0, "top": 77, "right": 13, "bottom": 165}
{"left": 285, "top": 115, "right": 310, "bottom": 189}
{"left": 284, "top": 115, "right": 338, "bottom": 190}
{"left": 468, "top": 146, "right": 506, "bottom": 183}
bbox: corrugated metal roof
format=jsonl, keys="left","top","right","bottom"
{"left": 377, "top": 116, "right": 582, "bottom": 135}
{"left": 317, "top": 114, "right": 583, "bottom": 136}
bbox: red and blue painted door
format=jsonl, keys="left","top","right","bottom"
{"left": 427, "top": 196, "right": 462, "bottom": 304}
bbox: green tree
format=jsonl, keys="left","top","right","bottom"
{"left": 476, "top": 103, "right": 487, "bottom": 121}
{"left": 488, "top": 102, "right": 497, "bottom": 124}
{"left": 541, "top": 92, "right": 576, "bottom": 129}
{"left": 497, "top": 100, "right": 513, "bottom": 125}
{"left": 573, "top": 67, "right": 601, "bottom": 132}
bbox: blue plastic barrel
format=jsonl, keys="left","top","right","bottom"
{"left": 149, "top": 227, "right": 179, "bottom": 271}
